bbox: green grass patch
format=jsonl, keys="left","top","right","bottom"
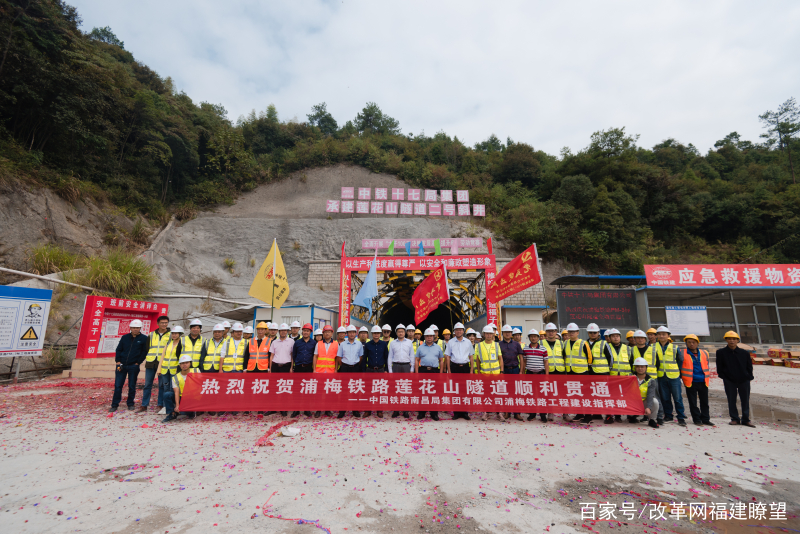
{"left": 76, "top": 248, "right": 158, "bottom": 299}
{"left": 27, "top": 243, "right": 83, "bottom": 275}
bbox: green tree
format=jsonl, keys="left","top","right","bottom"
{"left": 354, "top": 102, "right": 400, "bottom": 135}
{"left": 88, "top": 25, "right": 124, "bottom": 48}
{"left": 760, "top": 97, "right": 799, "bottom": 184}
{"left": 494, "top": 142, "right": 541, "bottom": 187}
{"left": 307, "top": 102, "right": 338, "bottom": 136}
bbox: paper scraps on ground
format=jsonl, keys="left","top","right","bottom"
{"left": 255, "top": 420, "right": 298, "bottom": 446}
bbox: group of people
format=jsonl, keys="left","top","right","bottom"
{"left": 110, "top": 317, "right": 755, "bottom": 429}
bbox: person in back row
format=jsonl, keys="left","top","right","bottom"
{"left": 336, "top": 326, "right": 347, "bottom": 344}
{"left": 184, "top": 318, "right": 204, "bottom": 369}
{"left": 445, "top": 322, "right": 474, "bottom": 420}
{"left": 162, "top": 354, "right": 200, "bottom": 423}
{"left": 523, "top": 329, "right": 549, "bottom": 422}
{"left": 314, "top": 328, "right": 323, "bottom": 342}
{"left": 632, "top": 357, "right": 660, "bottom": 429}
{"left": 289, "top": 321, "right": 302, "bottom": 341}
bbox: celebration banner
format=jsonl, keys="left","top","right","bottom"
{"left": 487, "top": 243, "right": 541, "bottom": 302}
{"left": 180, "top": 374, "right": 644, "bottom": 414}
{"left": 412, "top": 264, "right": 450, "bottom": 325}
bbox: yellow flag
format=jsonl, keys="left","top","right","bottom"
{"left": 249, "top": 239, "right": 290, "bottom": 308}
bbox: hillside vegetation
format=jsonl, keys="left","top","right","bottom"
{"left": 1, "top": 0, "right": 799, "bottom": 273}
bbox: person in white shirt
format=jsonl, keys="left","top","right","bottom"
{"left": 445, "top": 322, "right": 474, "bottom": 420}
{"left": 387, "top": 324, "right": 414, "bottom": 419}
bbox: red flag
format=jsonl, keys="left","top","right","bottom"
{"left": 487, "top": 243, "right": 541, "bottom": 303}
{"left": 412, "top": 264, "right": 449, "bottom": 325}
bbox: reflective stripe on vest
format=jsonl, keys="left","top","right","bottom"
{"left": 146, "top": 331, "right": 170, "bottom": 362}
{"left": 222, "top": 339, "right": 245, "bottom": 372}
{"left": 637, "top": 346, "right": 658, "bottom": 376}
{"left": 567, "top": 338, "right": 588, "bottom": 374}
{"left": 316, "top": 340, "right": 338, "bottom": 373}
{"left": 681, "top": 349, "right": 710, "bottom": 387}
{"left": 589, "top": 340, "right": 610, "bottom": 374}
{"left": 247, "top": 337, "right": 271, "bottom": 371}
{"left": 608, "top": 344, "right": 631, "bottom": 376}
{"left": 475, "top": 342, "right": 501, "bottom": 375}
{"left": 639, "top": 376, "right": 654, "bottom": 401}
{"left": 203, "top": 339, "right": 225, "bottom": 371}
{"left": 656, "top": 343, "right": 680, "bottom": 379}
{"left": 542, "top": 340, "right": 566, "bottom": 372}
{"left": 172, "top": 368, "right": 200, "bottom": 396}
{"left": 183, "top": 335, "right": 204, "bottom": 368}
{"left": 161, "top": 341, "right": 181, "bottom": 375}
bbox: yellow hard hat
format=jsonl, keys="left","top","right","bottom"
{"left": 256, "top": 321, "right": 269, "bottom": 329}
{"left": 415, "top": 329, "right": 422, "bottom": 334}
{"left": 539, "top": 330, "right": 546, "bottom": 337}
{"left": 561, "top": 329, "right": 568, "bottom": 335}
{"left": 443, "top": 329, "right": 451, "bottom": 335}
{"left": 646, "top": 328, "right": 657, "bottom": 334}
{"left": 683, "top": 334, "right": 699, "bottom": 343}
{"left": 626, "top": 330, "right": 635, "bottom": 339}
{"left": 724, "top": 330, "right": 740, "bottom": 340}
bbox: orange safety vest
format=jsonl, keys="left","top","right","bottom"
{"left": 681, "top": 349, "right": 710, "bottom": 387}
{"left": 316, "top": 340, "right": 338, "bottom": 373}
{"left": 247, "top": 337, "right": 271, "bottom": 371}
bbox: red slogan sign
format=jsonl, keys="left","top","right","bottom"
{"left": 76, "top": 296, "right": 169, "bottom": 359}
{"left": 487, "top": 243, "right": 541, "bottom": 302}
{"left": 180, "top": 374, "right": 644, "bottom": 415}
{"left": 645, "top": 264, "right": 800, "bottom": 288}
{"left": 412, "top": 264, "right": 450, "bottom": 325}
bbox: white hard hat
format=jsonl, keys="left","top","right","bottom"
{"left": 382, "top": 324, "right": 391, "bottom": 331}
{"left": 528, "top": 328, "right": 539, "bottom": 336}
{"left": 359, "top": 326, "right": 369, "bottom": 333}
{"left": 482, "top": 325, "right": 495, "bottom": 334}
{"left": 492, "top": 324, "right": 498, "bottom": 331}
{"left": 406, "top": 324, "right": 415, "bottom": 331}
{"left": 657, "top": 326, "right": 670, "bottom": 333}
{"left": 633, "top": 357, "right": 649, "bottom": 367}
{"left": 424, "top": 328, "right": 435, "bottom": 336}
{"left": 466, "top": 328, "right": 476, "bottom": 335}
{"left": 475, "top": 332, "right": 482, "bottom": 339}
{"left": 232, "top": 323, "right": 244, "bottom": 331}
{"left": 606, "top": 328, "right": 620, "bottom": 335}
{"left": 314, "top": 328, "right": 322, "bottom": 336}
{"left": 396, "top": 324, "right": 406, "bottom": 331}
{"left": 269, "top": 322, "right": 279, "bottom": 329}
{"left": 222, "top": 321, "right": 231, "bottom": 328}
{"left": 512, "top": 327, "right": 522, "bottom": 334}
{"left": 213, "top": 323, "right": 224, "bottom": 331}
{"left": 545, "top": 322, "right": 558, "bottom": 331}
{"left": 346, "top": 325, "right": 357, "bottom": 332}
{"left": 290, "top": 321, "right": 301, "bottom": 328}
{"left": 337, "top": 326, "right": 347, "bottom": 333}
{"left": 129, "top": 319, "right": 143, "bottom": 328}
{"left": 430, "top": 324, "right": 439, "bottom": 331}
{"left": 278, "top": 323, "right": 289, "bottom": 330}
{"left": 243, "top": 326, "right": 253, "bottom": 334}
{"left": 171, "top": 325, "right": 184, "bottom": 334}
{"left": 189, "top": 318, "right": 203, "bottom": 327}
{"left": 501, "top": 324, "right": 513, "bottom": 332}
{"left": 567, "top": 323, "right": 579, "bottom": 331}
{"left": 586, "top": 323, "right": 600, "bottom": 333}
{"left": 453, "top": 322, "right": 465, "bottom": 330}
{"left": 371, "top": 325, "right": 382, "bottom": 333}
{"left": 634, "top": 330, "right": 647, "bottom": 338}
{"left": 179, "top": 354, "right": 192, "bottom": 363}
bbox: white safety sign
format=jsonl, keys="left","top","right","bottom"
{"left": 0, "top": 285, "right": 52, "bottom": 358}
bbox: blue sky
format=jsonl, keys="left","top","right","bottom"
{"left": 71, "top": 0, "right": 800, "bottom": 155}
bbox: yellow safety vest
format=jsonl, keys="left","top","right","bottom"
{"left": 183, "top": 335, "right": 204, "bottom": 368}
{"left": 221, "top": 338, "right": 245, "bottom": 372}
{"left": 655, "top": 342, "right": 680, "bottom": 379}
{"left": 542, "top": 340, "right": 567, "bottom": 372}
{"left": 203, "top": 338, "right": 225, "bottom": 371}
{"left": 634, "top": 345, "right": 658, "bottom": 376}
{"left": 436, "top": 339, "right": 446, "bottom": 352}
{"left": 588, "top": 340, "right": 610, "bottom": 374}
{"left": 475, "top": 341, "right": 501, "bottom": 375}
{"left": 639, "top": 375, "right": 654, "bottom": 401}
{"left": 566, "top": 338, "right": 588, "bottom": 374}
{"left": 160, "top": 340, "right": 181, "bottom": 375}
{"left": 146, "top": 330, "right": 171, "bottom": 362}
{"left": 172, "top": 368, "right": 200, "bottom": 396}
{"left": 608, "top": 344, "right": 631, "bottom": 376}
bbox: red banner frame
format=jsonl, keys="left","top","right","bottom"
{"left": 76, "top": 296, "right": 169, "bottom": 359}
{"left": 179, "top": 374, "right": 643, "bottom": 415}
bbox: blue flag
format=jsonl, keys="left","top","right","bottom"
{"left": 405, "top": 242, "right": 412, "bottom": 256}
{"left": 353, "top": 251, "right": 379, "bottom": 311}
{"left": 418, "top": 241, "right": 425, "bottom": 256}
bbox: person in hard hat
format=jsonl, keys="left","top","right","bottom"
{"left": 442, "top": 329, "right": 452, "bottom": 343}
{"left": 562, "top": 323, "right": 590, "bottom": 422}
{"left": 498, "top": 325, "right": 525, "bottom": 421}
{"left": 222, "top": 321, "right": 232, "bottom": 340}
{"left": 630, "top": 329, "right": 658, "bottom": 423}
{"left": 511, "top": 328, "right": 523, "bottom": 350}
{"left": 138, "top": 315, "right": 170, "bottom": 414}
{"left": 336, "top": 326, "right": 347, "bottom": 344}
{"left": 314, "top": 328, "right": 323, "bottom": 342}
{"left": 161, "top": 354, "right": 201, "bottom": 423}
{"left": 474, "top": 331, "right": 482, "bottom": 343}
{"left": 465, "top": 328, "right": 477, "bottom": 345}
{"left": 184, "top": 318, "right": 204, "bottom": 369}
{"left": 243, "top": 325, "right": 253, "bottom": 340}
{"left": 289, "top": 321, "right": 302, "bottom": 341}
{"left": 155, "top": 326, "right": 183, "bottom": 415}
{"left": 632, "top": 357, "right": 660, "bottom": 429}
{"left": 523, "top": 328, "right": 549, "bottom": 423}
{"left": 336, "top": 325, "right": 365, "bottom": 418}
{"left": 414, "top": 328, "right": 444, "bottom": 421}
{"left": 540, "top": 323, "right": 569, "bottom": 422}
{"left": 289, "top": 323, "right": 316, "bottom": 418}
{"left": 716, "top": 331, "right": 754, "bottom": 427}
{"left": 218, "top": 323, "right": 247, "bottom": 415}
{"left": 445, "top": 322, "right": 474, "bottom": 420}
{"left": 380, "top": 324, "right": 393, "bottom": 350}
{"left": 646, "top": 328, "right": 657, "bottom": 346}
{"left": 109, "top": 318, "right": 150, "bottom": 413}
{"left": 313, "top": 325, "right": 338, "bottom": 417}
{"left": 626, "top": 331, "right": 635, "bottom": 349}
{"left": 199, "top": 324, "right": 226, "bottom": 416}
{"left": 267, "top": 323, "right": 294, "bottom": 416}
{"left": 475, "top": 325, "right": 504, "bottom": 421}
{"left": 362, "top": 325, "right": 390, "bottom": 419}
{"left": 605, "top": 328, "right": 631, "bottom": 423}
{"left": 412, "top": 329, "right": 423, "bottom": 354}
{"left": 387, "top": 324, "right": 414, "bottom": 419}
{"left": 560, "top": 329, "right": 568, "bottom": 341}
{"left": 430, "top": 325, "right": 446, "bottom": 353}
{"left": 578, "top": 323, "right": 612, "bottom": 425}
{"left": 244, "top": 322, "right": 271, "bottom": 374}
{"left": 681, "top": 334, "right": 714, "bottom": 426}
{"left": 358, "top": 326, "right": 369, "bottom": 345}
{"left": 650, "top": 326, "right": 686, "bottom": 427}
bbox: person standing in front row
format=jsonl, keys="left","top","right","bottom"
{"left": 336, "top": 325, "right": 364, "bottom": 418}
{"left": 156, "top": 325, "right": 183, "bottom": 415}
{"left": 362, "top": 325, "right": 389, "bottom": 419}
{"left": 474, "top": 325, "right": 504, "bottom": 422}
{"left": 652, "top": 326, "right": 686, "bottom": 427}
{"left": 716, "top": 331, "right": 754, "bottom": 427}
{"left": 605, "top": 328, "right": 631, "bottom": 423}
{"left": 290, "top": 323, "right": 316, "bottom": 418}
{"left": 415, "top": 328, "right": 444, "bottom": 421}
{"left": 267, "top": 323, "right": 294, "bottom": 416}
{"left": 498, "top": 325, "right": 525, "bottom": 421}
{"left": 445, "top": 322, "right": 474, "bottom": 420}
{"left": 110, "top": 319, "right": 150, "bottom": 413}
{"left": 138, "top": 315, "right": 169, "bottom": 414}
{"left": 680, "top": 334, "right": 714, "bottom": 426}
{"left": 387, "top": 324, "right": 414, "bottom": 419}
{"left": 523, "top": 329, "right": 549, "bottom": 422}
{"left": 313, "top": 325, "right": 338, "bottom": 417}
{"left": 217, "top": 323, "right": 246, "bottom": 416}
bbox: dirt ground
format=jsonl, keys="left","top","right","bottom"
{"left": 0, "top": 366, "right": 798, "bottom": 534}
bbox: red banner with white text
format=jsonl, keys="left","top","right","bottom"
{"left": 645, "top": 264, "right": 800, "bottom": 288}
{"left": 179, "top": 373, "right": 643, "bottom": 414}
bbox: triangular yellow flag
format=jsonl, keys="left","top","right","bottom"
{"left": 249, "top": 239, "right": 290, "bottom": 308}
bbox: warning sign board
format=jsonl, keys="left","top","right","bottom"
{"left": 0, "top": 285, "right": 52, "bottom": 358}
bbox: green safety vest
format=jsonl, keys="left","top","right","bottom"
{"left": 474, "top": 341, "right": 501, "bottom": 375}
{"left": 638, "top": 345, "right": 659, "bottom": 376}
{"left": 655, "top": 342, "right": 680, "bottom": 379}
{"left": 588, "top": 340, "right": 610, "bottom": 374}
{"left": 222, "top": 338, "right": 245, "bottom": 372}
{"left": 542, "top": 339, "right": 567, "bottom": 372}
{"left": 145, "top": 330, "right": 170, "bottom": 363}
{"left": 567, "top": 338, "right": 588, "bottom": 374}
{"left": 160, "top": 340, "right": 181, "bottom": 375}
{"left": 608, "top": 344, "right": 631, "bottom": 376}
{"left": 203, "top": 338, "right": 225, "bottom": 371}
{"left": 183, "top": 335, "right": 204, "bottom": 368}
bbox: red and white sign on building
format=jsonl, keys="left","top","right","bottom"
{"left": 375, "top": 187, "right": 388, "bottom": 200}
{"left": 358, "top": 187, "right": 371, "bottom": 200}
{"left": 330, "top": 188, "right": 483, "bottom": 217}
{"left": 75, "top": 296, "right": 169, "bottom": 359}
{"left": 341, "top": 187, "right": 354, "bottom": 200}
{"left": 342, "top": 200, "right": 354, "bottom": 213}
{"left": 440, "top": 190, "right": 453, "bottom": 202}
{"left": 386, "top": 202, "right": 398, "bottom": 214}
{"left": 371, "top": 202, "right": 384, "bottom": 214}
{"left": 408, "top": 189, "right": 421, "bottom": 201}
{"left": 361, "top": 238, "right": 483, "bottom": 250}
{"left": 646, "top": 264, "right": 800, "bottom": 288}
{"left": 392, "top": 188, "right": 404, "bottom": 201}
{"left": 326, "top": 200, "right": 340, "bottom": 212}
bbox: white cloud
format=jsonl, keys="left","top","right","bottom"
{"left": 72, "top": 0, "right": 800, "bottom": 154}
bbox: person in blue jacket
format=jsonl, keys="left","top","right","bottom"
{"left": 109, "top": 319, "right": 150, "bottom": 412}
{"left": 362, "top": 325, "right": 389, "bottom": 419}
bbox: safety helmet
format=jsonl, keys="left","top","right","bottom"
{"left": 179, "top": 354, "right": 192, "bottom": 364}
{"left": 656, "top": 326, "right": 670, "bottom": 333}
{"left": 453, "top": 322, "right": 465, "bottom": 330}
{"left": 443, "top": 329, "right": 451, "bottom": 335}
{"left": 475, "top": 332, "right": 482, "bottom": 339}
{"left": 633, "top": 357, "right": 649, "bottom": 367}
{"left": 646, "top": 328, "right": 657, "bottom": 334}
{"left": 323, "top": 325, "right": 334, "bottom": 332}
{"left": 302, "top": 323, "right": 313, "bottom": 330}
{"left": 395, "top": 324, "right": 406, "bottom": 331}
{"left": 528, "top": 328, "right": 539, "bottom": 336}
{"left": 512, "top": 328, "right": 522, "bottom": 335}
{"left": 683, "top": 334, "right": 699, "bottom": 343}
{"left": 243, "top": 326, "right": 253, "bottom": 334}
{"left": 431, "top": 324, "right": 439, "bottom": 331}
{"left": 232, "top": 323, "right": 244, "bottom": 331}
{"left": 346, "top": 325, "right": 357, "bottom": 332}
{"left": 626, "top": 330, "right": 635, "bottom": 339}
{"left": 257, "top": 321, "right": 269, "bottom": 329}
{"left": 171, "top": 325, "right": 184, "bottom": 334}
{"left": 269, "top": 322, "right": 278, "bottom": 330}
{"left": 371, "top": 325, "right": 382, "bottom": 333}
{"left": 213, "top": 323, "right": 224, "bottom": 331}
{"left": 337, "top": 326, "right": 347, "bottom": 333}
{"left": 382, "top": 324, "right": 392, "bottom": 331}
{"left": 406, "top": 324, "right": 415, "bottom": 331}
{"left": 561, "top": 329, "right": 568, "bottom": 336}
{"left": 290, "top": 321, "right": 301, "bottom": 328}
{"left": 605, "top": 328, "right": 620, "bottom": 336}
{"left": 466, "top": 328, "right": 476, "bottom": 335}
{"left": 567, "top": 323, "right": 579, "bottom": 331}
{"left": 633, "top": 330, "right": 647, "bottom": 338}
{"left": 415, "top": 329, "right": 422, "bottom": 335}
{"left": 586, "top": 323, "right": 600, "bottom": 333}
{"left": 278, "top": 323, "right": 289, "bottom": 331}
{"left": 545, "top": 322, "right": 558, "bottom": 331}
{"left": 424, "top": 328, "right": 435, "bottom": 336}
{"left": 314, "top": 328, "right": 323, "bottom": 336}
{"left": 129, "top": 319, "right": 143, "bottom": 328}
{"left": 501, "top": 324, "right": 513, "bottom": 332}
{"left": 222, "top": 321, "right": 231, "bottom": 328}
{"left": 189, "top": 318, "right": 203, "bottom": 327}
{"left": 538, "top": 330, "right": 546, "bottom": 337}
{"left": 359, "top": 326, "right": 369, "bottom": 333}
{"left": 724, "top": 330, "right": 740, "bottom": 340}
{"left": 482, "top": 325, "right": 495, "bottom": 334}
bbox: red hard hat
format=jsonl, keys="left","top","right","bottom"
{"left": 322, "top": 325, "right": 334, "bottom": 332}
{"left": 302, "top": 323, "right": 313, "bottom": 330}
